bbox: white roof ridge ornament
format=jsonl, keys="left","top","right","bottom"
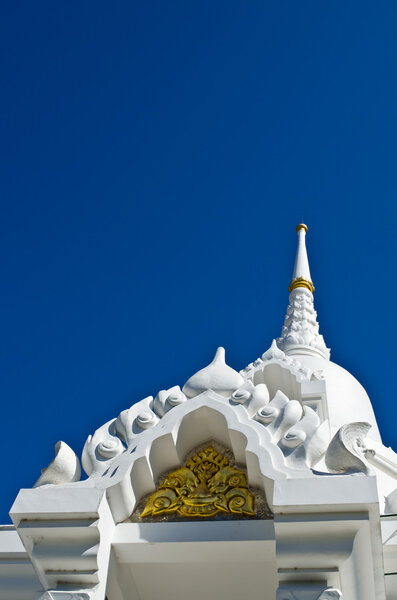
{"left": 182, "top": 346, "right": 244, "bottom": 398}
{"left": 277, "top": 224, "right": 331, "bottom": 360}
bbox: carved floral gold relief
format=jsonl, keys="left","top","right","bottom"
{"left": 141, "top": 446, "right": 255, "bottom": 519}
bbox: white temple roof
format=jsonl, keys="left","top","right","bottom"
{"left": 16, "top": 224, "right": 395, "bottom": 513}
{"left": 3, "top": 223, "right": 397, "bottom": 600}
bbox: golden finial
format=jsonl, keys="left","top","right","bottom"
{"left": 296, "top": 223, "right": 308, "bottom": 233}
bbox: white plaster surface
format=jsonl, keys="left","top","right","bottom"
{"left": 0, "top": 526, "right": 40, "bottom": 600}
{"left": 292, "top": 225, "right": 312, "bottom": 282}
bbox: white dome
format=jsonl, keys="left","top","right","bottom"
{"left": 289, "top": 351, "right": 381, "bottom": 443}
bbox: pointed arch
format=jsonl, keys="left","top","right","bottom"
{"left": 100, "top": 391, "right": 313, "bottom": 523}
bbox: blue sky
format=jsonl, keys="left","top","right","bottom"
{"left": 1, "top": 1, "right": 397, "bottom": 521}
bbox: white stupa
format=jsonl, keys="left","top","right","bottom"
{"left": 1, "top": 225, "right": 397, "bottom": 600}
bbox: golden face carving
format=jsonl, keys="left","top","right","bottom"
{"left": 140, "top": 446, "right": 255, "bottom": 519}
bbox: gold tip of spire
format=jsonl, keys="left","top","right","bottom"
{"left": 296, "top": 223, "right": 308, "bottom": 233}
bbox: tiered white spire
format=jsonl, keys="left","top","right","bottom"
{"left": 276, "top": 224, "right": 330, "bottom": 359}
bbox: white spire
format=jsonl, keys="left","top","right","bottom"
{"left": 277, "top": 224, "right": 330, "bottom": 360}
{"left": 289, "top": 223, "right": 314, "bottom": 293}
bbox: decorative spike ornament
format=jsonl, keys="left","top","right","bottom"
{"left": 277, "top": 224, "right": 330, "bottom": 359}
{"left": 182, "top": 347, "right": 244, "bottom": 398}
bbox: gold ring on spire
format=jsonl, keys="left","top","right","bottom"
{"left": 288, "top": 277, "right": 315, "bottom": 294}
{"left": 296, "top": 223, "right": 308, "bottom": 233}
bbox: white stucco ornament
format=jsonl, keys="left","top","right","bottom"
{"left": 231, "top": 380, "right": 269, "bottom": 417}
{"left": 277, "top": 287, "right": 330, "bottom": 359}
{"left": 241, "top": 339, "right": 314, "bottom": 383}
{"left": 325, "top": 422, "right": 371, "bottom": 474}
{"left": 33, "top": 441, "right": 81, "bottom": 487}
{"left": 153, "top": 385, "right": 187, "bottom": 416}
{"left": 256, "top": 390, "right": 298, "bottom": 435}
{"left": 82, "top": 418, "right": 125, "bottom": 476}
{"left": 262, "top": 338, "right": 286, "bottom": 361}
{"left": 182, "top": 346, "right": 244, "bottom": 398}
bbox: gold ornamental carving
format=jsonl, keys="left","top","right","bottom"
{"left": 141, "top": 446, "right": 255, "bottom": 519}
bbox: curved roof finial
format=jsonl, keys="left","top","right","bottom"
{"left": 288, "top": 223, "right": 315, "bottom": 294}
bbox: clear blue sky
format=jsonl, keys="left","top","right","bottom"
{"left": 1, "top": 1, "right": 397, "bottom": 521}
